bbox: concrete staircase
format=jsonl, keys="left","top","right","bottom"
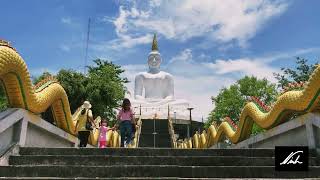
{"left": 139, "top": 119, "right": 171, "bottom": 147}
{"left": 1, "top": 147, "right": 320, "bottom": 179}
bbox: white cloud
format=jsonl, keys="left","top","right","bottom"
{"left": 203, "top": 47, "right": 320, "bottom": 83}
{"left": 122, "top": 64, "right": 147, "bottom": 72}
{"left": 109, "top": 0, "right": 289, "bottom": 48}
{"left": 165, "top": 49, "right": 211, "bottom": 77}
{"left": 61, "top": 17, "right": 72, "bottom": 25}
{"left": 173, "top": 75, "right": 235, "bottom": 120}
{"left": 59, "top": 44, "right": 71, "bottom": 52}
{"left": 108, "top": 34, "right": 153, "bottom": 49}
{"left": 150, "top": 0, "right": 162, "bottom": 7}
{"left": 169, "top": 49, "right": 192, "bottom": 63}
{"left": 260, "top": 47, "right": 320, "bottom": 63}
{"left": 102, "top": 5, "right": 153, "bottom": 49}
{"left": 205, "top": 58, "right": 279, "bottom": 82}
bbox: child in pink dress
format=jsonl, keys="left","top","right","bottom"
{"left": 99, "top": 120, "right": 114, "bottom": 148}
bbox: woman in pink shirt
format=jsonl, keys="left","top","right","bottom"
{"left": 98, "top": 119, "right": 114, "bottom": 148}
{"left": 117, "top": 98, "right": 134, "bottom": 147}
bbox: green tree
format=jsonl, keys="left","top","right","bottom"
{"left": 209, "top": 85, "right": 244, "bottom": 125}
{"left": 56, "top": 69, "right": 87, "bottom": 113}
{"left": 34, "top": 59, "right": 128, "bottom": 122}
{"left": 274, "top": 57, "right": 318, "bottom": 89}
{"left": 86, "top": 59, "right": 128, "bottom": 121}
{"left": 206, "top": 76, "right": 278, "bottom": 135}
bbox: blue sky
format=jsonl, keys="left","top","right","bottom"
{"left": 1, "top": 0, "right": 320, "bottom": 120}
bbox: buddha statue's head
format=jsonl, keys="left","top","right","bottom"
{"left": 148, "top": 34, "right": 162, "bottom": 72}
{"left": 148, "top": 51, "right": 161, "bottom": 70}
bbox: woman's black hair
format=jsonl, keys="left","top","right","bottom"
{"left": 81, "top": 108, "right": 86, "bottom": 115}
{"left": 122, "top": 98, "right": 131, "bottom": 111}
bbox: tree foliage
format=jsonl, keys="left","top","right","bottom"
{"left": 205, "top": 76, "right": 278, "bottom": 134}
{"left": 33, "top": 59, "right": 128, "bottom": 122}
{"left": 85, "top": 59, "right": 128, "bottom": 120}
{"left": 56, "top": 69, "right": 87, "bottom": 113}
{"left": 274, "top": 57, "right": 318, "bottom": 89}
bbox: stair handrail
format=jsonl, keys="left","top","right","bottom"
{"left": 134, "top": 115, "right": 142, "bottom": 148}
{"left": 168, "top": 116, "right": 178, "bottom": 148}
{"left": 167, "top": 105, "right": 174, "bottom": 148}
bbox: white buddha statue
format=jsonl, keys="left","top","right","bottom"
{"left": 131, "top": 34, "right": 190, "bottom": 110}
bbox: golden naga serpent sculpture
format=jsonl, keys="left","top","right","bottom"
{"left": 0, "top": 40, "right": 138, "bottom": 147}
{"left": 0, "top": 40, "right": 76, "bottom": 134}
{"left": 171, "top": 63, "right": 320, "bottom": 148}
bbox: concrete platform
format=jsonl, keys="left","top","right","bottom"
{"left": 0, "top": 108, "right": 87, "bottom": 165}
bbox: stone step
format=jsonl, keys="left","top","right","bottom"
{"left": 140, "top": 131, "right": 170, "bottom": 134}
{"left": 1, "top": 165, "right": 320, "bottom": 178}
{"left": 3, "top": 177, "right": 289, "bottom": 180}
{"left": 0, "top": 178, "right": 177, "bottom": 180}
{"left": 140, "top": 119, "right": 168, "bottom": 130}
{"left": 139, "top": 119, "right": 170, "bottom": 147}
{"left": 19, "top": 147, "right": 318, "bottom": 157}
{"left": 140, "top": 130, "right": 170, "bottom": 134}
{"left": 9, "top": 155, "right": 320, "bottom": 166}
{"left": 1, "top": 178, "right": 318, "bottom": 180}
{"left": 139, "top": 134, "right": 171, "bottom": 147}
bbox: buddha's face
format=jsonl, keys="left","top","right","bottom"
{"left": 148, "top": 53, "right": 161, "bottom": 69}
